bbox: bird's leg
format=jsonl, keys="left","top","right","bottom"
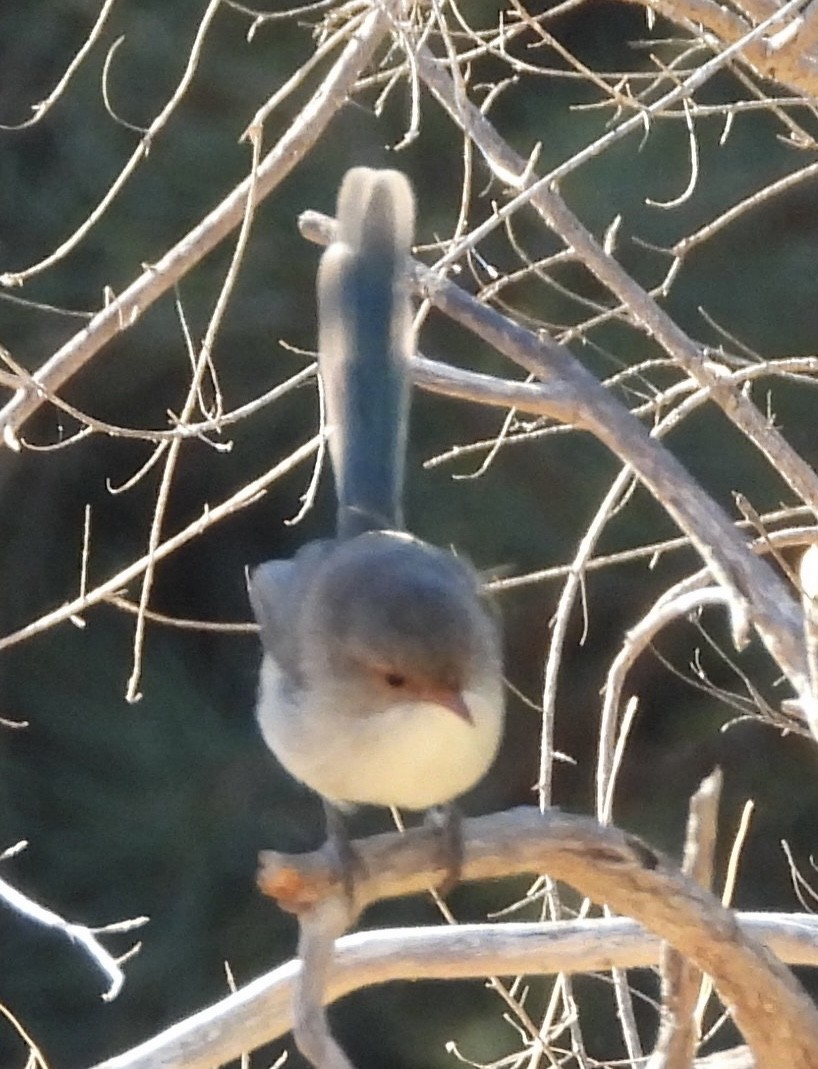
{"left": 322, "top": 799, "right": 362, "bottom": 899}
{"left": 425, "top": 802, "right": 463, "bottom": 898}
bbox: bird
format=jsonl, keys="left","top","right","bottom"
{"left": 248, "top": 167, "right": 504, "bottom": 890}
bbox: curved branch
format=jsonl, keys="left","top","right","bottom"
{"left": 86, "top": 911, "right": 815, "bottom": 1069}
{"left": 89, "top": 809, "right": 818, "bottom": 1069}
{"left": 0, "top": 0, "right": 119, "bottom": 131}
{"left": 260, "top": 809, "right": 818, "bottom": 1069}
{"left": 410, "top": 43, "right": 818, "bottom": 724}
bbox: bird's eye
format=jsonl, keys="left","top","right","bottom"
{"left": 385, "top": 672, "right": 406, "bottom": 688}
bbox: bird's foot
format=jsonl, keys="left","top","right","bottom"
{"left": 322, "top": 801, "right": 364, "bottom": 900}
{"left": 425, "top": 803, "right": 463, "bottom": 898}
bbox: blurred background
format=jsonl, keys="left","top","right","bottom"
{"left": 1, "top": 1, "right": 818, "bottom": 1066}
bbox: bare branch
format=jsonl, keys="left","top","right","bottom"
{"left": 0, "top": 436, "right": 320, "bottom": 654}
{"left": 647, "top": 769, "right": 723, "bottom": 1069}
{"left": 87, "top": 809, "right": 818, "bottom": 1069}
{"left": 0, "top": 871, "right": 147, "bottom": 1002}
{"left": 0, "top": 0, "right": 119, "bottom": 131}
{"left": 621, "top": 0, "right": 818, "bottom": 97}
{"left": 414, "top": 44, "right": 818, "bottom": 523}
{"left": 0, "top": 0, "right": 398, "bottom": 448}
{"left": 1, "top": 0, "right": 224, "bottom": 286}
{"left": 124, "top": 118, "right": 262, "bottom": 703}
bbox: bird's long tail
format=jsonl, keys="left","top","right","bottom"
{"left": 317, "top": 167, "right": 415, "bottom": 539}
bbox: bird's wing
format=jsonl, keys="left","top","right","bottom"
{"left": 248, "top": 540, "right": 335, "bottom": 684}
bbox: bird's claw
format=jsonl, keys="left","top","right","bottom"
{"left": 425, "top": 803, "right": 463, "bottom": 898}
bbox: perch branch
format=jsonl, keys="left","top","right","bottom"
{"left": 88, "top": 809, "right": 818, "bottom": 1069}
{"left": 259, "top": 810, "right": 818, "bottom": 1069}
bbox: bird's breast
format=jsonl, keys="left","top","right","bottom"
{"left": 255, "top": 654, "right": 503, "bottom": 810}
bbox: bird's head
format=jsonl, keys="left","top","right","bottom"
{"left": 304, "top": 531, "right": 498, "bottom": 721}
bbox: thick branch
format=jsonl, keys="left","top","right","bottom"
{"left": 88, "top": 809, "right": 818, "bottom": 1069}
{"left": 259, "top": 810, "right": 818, "bottom": 1069}
{"left": 621, "top": 0, "right": 818, "bottom": 98}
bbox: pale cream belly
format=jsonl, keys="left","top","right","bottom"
{"left": 256, "top": 656, "right": 502, "bottom": 809}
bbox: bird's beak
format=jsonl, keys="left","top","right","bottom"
{"left": 423, "top": 685, "right": 474, "bottom": 724}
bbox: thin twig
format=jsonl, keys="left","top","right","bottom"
{"left": 1, "top": 0, "right": 224, "bottom": 287}
{"left": 0, "top": 0, "right": 119, "bottom": 131}
{"left": 0, "top": 436, "right": 320, "bottom": 654}
{"left": 124, "top": 116, "right": 262, "bottom": 702}
{"left": 0, "top": 872, "right": 147, "bottom": 1001}
{"left": 0, "top": 0, "right": 397, "bottom": 448}
{"left": 647, "top": 769, "right": 723, "bottom": 1069}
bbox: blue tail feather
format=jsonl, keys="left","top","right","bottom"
{"left": 317, "top": 169, "right": 415, "bottom": 538}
